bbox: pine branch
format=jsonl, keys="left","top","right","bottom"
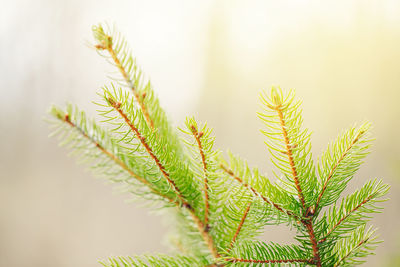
{"left": 303, "top": 220, "right": 322, "bottom": 266}
{"left": 188, "top": 209, "right": 220, "bottom": 259}
{"left": 48, "top": 104, "right": 176, "bottom": 205}
{"left": 107, "top": 96, "right": 189, "bottom": 206}
{"left": 227, "top": 202, "right": 252, "bottom": 253}
{"left": 222, "top": 241, "right": 313, "bottom": 266}
{"left": 315, "top": 123, "right": 372, "bottom": 210}
{"left": 220, "top": 163, "right": 298, "bottom": 220}
{"left": 318, "top": 179, "right": 389, "bottom": 244}
{"left": 316, "top": 129, "right": 365, "bottom": 210}
{"left": 103, "top": 94, "right": 221, "bottom": 261}
{"left": 93, "top": 25, "right": 154, "bottom": 129}
{"left": 189, "top": 122, "right": 211, "bottom": 226}
{"left": 210, "top": 180, "right": 263, "bottom": 252}
{"left": 331, "top": 225, "right": 380, "bottom": 266}
{"left": 100, "top": 254, "right": 201, "bottom": 267}
{"left": 275, "top": 102, "right": 306, "bottom": 209}
{"left": 225, "top": 258, "right": 315, "bottom": 264}
{"left": 258, "top": 87, "right": 318, "bottom": 209}
{"left": 48, "top": 24, "right": 390, "bottom": 267}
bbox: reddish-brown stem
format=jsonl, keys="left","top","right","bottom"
{"left": 227, "top": 202, "right": 252, "bottom": 253}
{"left": 334, "top": 238, "right": 369, "bottom": 267}
{"left": 318, "top": 194, "right": 374, "bottom": 244}
{"left": 62, "top": 113, "right": 221, "bottom": 263}
{"left": 270, "top": 104, "right": 321, "bottom": 266}
{"left": 303, "top": 220, "right": 321, "bottom": 267}
{"left": 315, "top": 130, "right": 365, "bottom": 211}
{"left": 225, "top": 258, "right": 315, "bottom": 264}
{"left": 220, "top": 164, "right": 298, "bottom": 220}
{"left": 110, "top": 101, "right": 187, "bottom": 206}
{"left": 274, "top": 106, "right": 306, "bottom": 210}
{"left": 97, "top": 36, "right": 154, "bottom": 129}
{"left": 189, "top": 210, "right": 220, "bottom": 259}
{"left": 62, "top": 114, "right": 174, "bottom": 203}
{"left": 190, "top": 125, "right": 210, "bottom": 226}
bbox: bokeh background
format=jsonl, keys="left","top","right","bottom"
{"left": 1, "top": 0, "right": 399, "bottom": 266}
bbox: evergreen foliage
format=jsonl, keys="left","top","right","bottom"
{"left": 48, "top": 24, "right": 389, "bottom": 266}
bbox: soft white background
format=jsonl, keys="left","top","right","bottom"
{"left": 1, "top": 1, "right": 400, "bottom": 266}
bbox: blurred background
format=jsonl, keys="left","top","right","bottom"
{"left": 1, "top": 0, "right": 399, "bottom": 266}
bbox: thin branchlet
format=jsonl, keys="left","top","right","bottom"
{"left": 190, "top": 124, "right": 210, "bottom": 227}
{"left": 108, "top": 100, "right": 221, "bottom": 261}
{"left": 315, "top": 129, "right": 366, "bottom": 211}
{"left": 220, "top": 164, "right": 298, "bottom": 220}
{"left": 319, "top": 194, "right": 375, "bottom": 244}
{"left": 189, "top": 210, "right": 220, "bottom": 259}
{"left": 224, "top": 258, "right": 316, "bottom": 264}
{"left": 334, "top": 237, "right": 370, "bottom": 267}
{"left": 227, "top": 202, "right": 252, "bottom": 253}
{"left": 49, "top": 26, "right": 389, "bottom": 266}
{"left": 62, "top": 113, "right": 173, "bottom": 201}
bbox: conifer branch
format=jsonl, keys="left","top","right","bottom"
{"left": 274, "top": 105, "right": 306, "bottom": 210}
{"left": 189, "top": 210, "right": 220, "bottom": 259}
{"left": 315, "top": 129, "right": 366, "bottom": 211}
{"left": 60, "top": 112, "right": 175, "bottom": 203}
{"left": 319, "top": 194, "right": 374, "bottom": 244}
{"left": 227, "top": 202, "right": 252, "bottom": 253}
{"left": 49, "top": 25, "right": 389, "bottom": 266}
{"left": 108, "top": 98, "right": 187, "bottom": 206}
{"left": 224, "top": 258, "right": 315, "bottom": 264}
{"left": 94, "top": 27, "right": 154, "bottom": 130}
{"left": 334, "top": 237, "right": 369, "bottom": 267}
{"left": 220, "top": 164, "right": 298, "bottom": 219}
{"left": 108, "top": 98, "right": 222, "bottom": 261}
{"left": 303, "top": 220, "right": 322, "bottom": 266}
{"left": 331, "top": 225, "right": 379, "bottom": 266}
{"left": 189, "top": 124, "right": 210, "bottom": 226}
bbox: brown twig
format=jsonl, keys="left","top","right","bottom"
{"left": 225, "top": 258, "right": 315, "bottom": 264}
{"left": 269, "top": 104, "right": 322, "bottom": 266}
{"left": 227, "top": 202, "right": 252, "bottom": 253}
{"left": 315, "top": 129, "right": 366, "bottom": 211}
{"left": 334, "top": 237, "right": 369, "bottom": 267}
{"left": 220, "top": 164, "right": 298, "bottom": 219}
{"left": 318, "top": 194, "right": 374, "bottom": 244}
{"left": 97, "top": 35, "right": 154, "bottom": 129}
{"left": 303, "top": 219, "right": 321, "bottom": 266}
{"left": 189, "top": 210, "right": 220, "bottom": 259}
{"left": 109, "top": 100, "right": 187, "bottom": 206}
{"left": 190, "top": 124, "right": 210, "bottom": 226}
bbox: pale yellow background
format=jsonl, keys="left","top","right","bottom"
{"left": 1, "top": 1, "right": 399, "bottom": 266}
